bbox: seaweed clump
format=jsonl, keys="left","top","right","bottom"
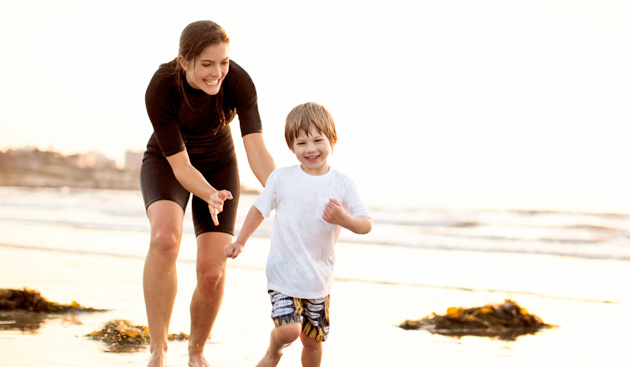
{"left": 0, "top": 288, "right": 100, "bottom": 313}
{"left": 87, "top": 319, "right": 189, "bottom": 352}
{"left": 399, "top": 299, "right": 554, "bottom": 341}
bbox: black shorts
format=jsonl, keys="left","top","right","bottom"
{"left": 140, "top": 149, "right": 240, "bottom": 236}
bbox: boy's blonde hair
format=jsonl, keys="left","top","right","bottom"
{"left": 285, "top": 102, "right": 338, "bottom": 151}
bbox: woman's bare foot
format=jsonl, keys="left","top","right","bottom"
{"left": 256, "top": 349, "right": 283, "bottom": 367}
{"left": 147, "top": 351, "right": 167, "bottom": 367}
{"left": 188, "top": 353, "right": 211, "bottom": 367}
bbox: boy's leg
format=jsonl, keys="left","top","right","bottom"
{"left": 257, "top": 290, "right": 304, "bottom": 367}
{"left": 299, "top": 332, "right": 323, "bottom": 367}
{"left": 298, "top": 294, "right": 330, "bottom": 367}
{"left": 257, "top": 323, "right": 301, "bottom": 367}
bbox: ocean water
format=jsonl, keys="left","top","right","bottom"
{"left": 1, "top": 186, "right": 629, "bottom": 261}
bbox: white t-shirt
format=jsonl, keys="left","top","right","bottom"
{"left": 254, "top": 165, "right": 370, "bottom": 299}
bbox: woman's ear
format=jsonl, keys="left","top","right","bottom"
{"left": 177, "top": 55, "right": 189, "bottom": 71}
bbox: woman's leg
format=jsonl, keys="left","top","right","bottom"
{"left": 144, "top": 200, "right": 184, "bottom": 367}
{"left": 188, "top": 231, "right": 233, "bottom": 367}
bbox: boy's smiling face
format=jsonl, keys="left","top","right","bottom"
{"left": 292, "top": 126, "right": 333, "bottom": 176}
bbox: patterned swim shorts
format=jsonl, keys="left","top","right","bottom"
{"left": 268, "top": 290, "right": 330, "bottom": 342}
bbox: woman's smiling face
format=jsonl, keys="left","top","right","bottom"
{"left": 179, "top": 42, "right": 229, "bottom": 95}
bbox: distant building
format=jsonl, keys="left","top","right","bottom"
{"left": 71, "top": 151, "right": 116, "bottom": 169}
{"left": 124, "top": 150, "right": 143, "bottom": 172}
{"left": 73, "top": 152, "right": 95, "bottom": 168}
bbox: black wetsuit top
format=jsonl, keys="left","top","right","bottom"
{"left": 141, "top": 59, "right": 262, "bottom": 235}
{"left": 144, "top": 59, "right": 263, "bottom": 158}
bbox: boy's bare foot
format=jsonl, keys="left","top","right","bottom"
{"left": 255, "top": 349, "right": 283, "bottom": 367}
{"left": 147, "top": 351, "right": 167, "bottom": 367}
{"left": 188, "top": 353, "right": 211, "bottom": 367}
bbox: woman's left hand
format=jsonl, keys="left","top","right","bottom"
{"left": 209, "top": 189, "right": 233, "bottom": 225}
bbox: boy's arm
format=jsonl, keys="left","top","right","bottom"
{"left": 323, "top": 199, "right": 372, "bottom": 234}
{"left": 225, "top": 205, "right": 265, "bottom": 259}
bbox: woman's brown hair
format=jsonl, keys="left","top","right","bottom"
{"left": 171, "top": 20, "right": 231, "bottom": 134}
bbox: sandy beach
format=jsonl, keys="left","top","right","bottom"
{"left": 0, "top": 187, "right": 629, "bottom": 366}
{"left": 1, "top": 229, "right": 629, "bottom": 367}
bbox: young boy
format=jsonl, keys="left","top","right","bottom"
{"left": 224, "top": 102, "right": 372, "bottom": 367}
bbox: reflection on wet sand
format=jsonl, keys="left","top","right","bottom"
{"left": 0, "top": 311, "right": 48, "bottom": 332}
{"left": 0, "top": 310, "right": 90, "bottom": 333}
{"left": 0, "top": 288, "right": 104, "bottom": 334}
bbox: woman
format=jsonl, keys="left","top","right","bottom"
{"left": 140, "top": 20, "right": 275, "bottom": 367}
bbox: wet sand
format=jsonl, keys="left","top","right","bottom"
{"left": 1, "top": 238, "right": 629, "bottom": 366}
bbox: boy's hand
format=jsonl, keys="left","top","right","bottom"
{"left": 225, "top": 241, "right": 244, "bottom": 259}
{"left": 209, "top": 189, "right": 233, "bottom": 226}
{"left": 322, "top": 198, "right": 348, "bottom": 226}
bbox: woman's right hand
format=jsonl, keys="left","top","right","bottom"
{"left": 209, "top": 189, "right": 233, "bottom": 225}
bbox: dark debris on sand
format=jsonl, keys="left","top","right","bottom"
{"left": 0, "top": 288, "right": 102, "bottom": 313}
{"left": 399, "top": 299, "right": 554, "bottom": 341}
{"left": 87, "top": 319, "right": 189, "bottom": 353}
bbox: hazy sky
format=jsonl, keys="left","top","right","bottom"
{"left": 1, "top": 0, "right": 629, "bottom": 211}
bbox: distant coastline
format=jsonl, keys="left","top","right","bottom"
{"left": 0, "top": 147, "right": 261, "bottom": 194}
{"left": 0, "top": 147, "right": 140, "bottom": 190}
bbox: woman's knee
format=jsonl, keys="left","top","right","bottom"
{"left": 148, "top": 224, "right": 182, "bottom": 263}
{"left": 150, "top": 227, "right": 181, "bottom": 252}
{"left": 194, "top": 232, "right": 230, "bottom": 291}
{"left": 196, "top": 264, "right": 225, "bottom": 291}
{"left": 147, "top": 201, "right": 183, "bottom": 258}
